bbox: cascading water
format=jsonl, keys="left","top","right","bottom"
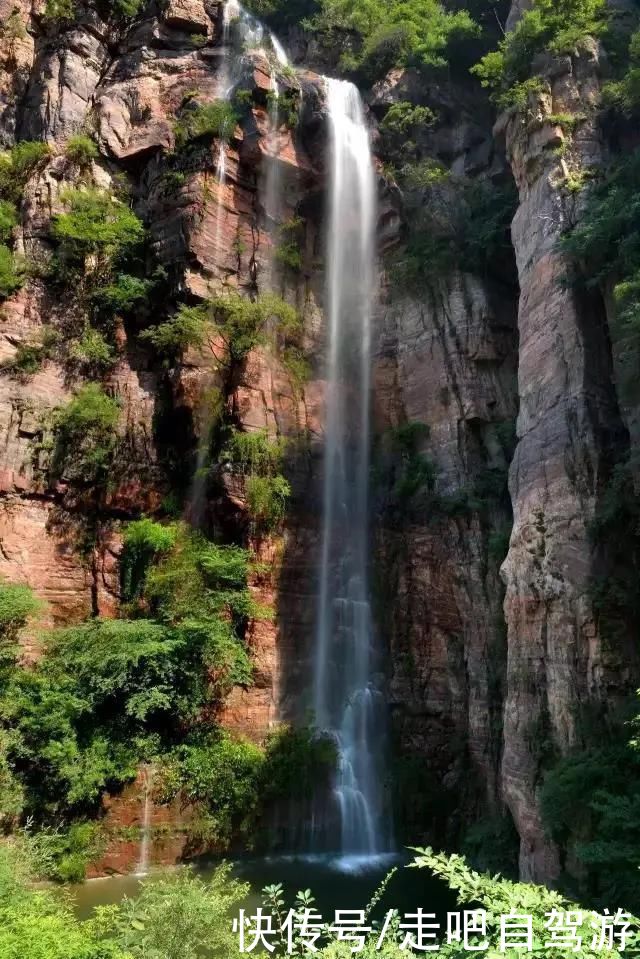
{"left": 313, "top": 78, "right": 391, "bottom": 863}
{"left": 135, "top": 766, "right": 154, "bottom": 877}
{"left": 189, "top": 2, "right": 290, "bottom": 526}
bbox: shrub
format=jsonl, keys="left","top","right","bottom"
{"left": 0, "top": 200, "right": 17, "bottom": 243}
{"left": 64, "top": 134, "right": 98, "bottom": 168}
{"left": 48, "top": 821, "right": 104, "bottom": 883}
{"left": 103, "top": 864, "right": 248, "bottom": 959}
{"left": 222, "top": 429, "right": 287, "bottom": 476}
{"left": 120, "top": 518, "right": 178, "bottom": 602}
{"left": 0, "top": 580, "right": 40, "bottom": 675}
{"left": 140, "top": 303, "right": 209, "bottom": 355}
{"left": 393, "top": 178, "right": 517, "bottom": 288}
{"left": 379, "top": 101, "right": 436, "bottom": 149}
{"left": 261, "top": 724, "right": 337, "bottom": 802}
{"left": 92, "top": 272, "right": 154, "bottom": 318}
{"left": 45, "top": 0, "right": 146, "bottom": 19}
{"left": 561, "top": 152, "right": 640, "bottom": 406}
{"left": 174, "top": 102, "right": 238, "bottom": 149}
{"left": 68, "top": 327, "right": 115, "bottom": 371}
{"left": 9, "top": 327, "right": 58, "bottom": 376}
{"left": 412, "top": 846, "right": 637, "bottom": 955}
{"left": 159, "top": 734, "right": 265, "bottom": 845}
{"left": 0, "top": 522, "right": 257, "bottom": 817}
{"left": 0, "top": 141, "right": 50, "bottom": 206}
{"left": 51, "top": 188, "right": 145, "bottom": 273}
{"left": 603, "top": 29, "right": 640, "bottom": 115}
{"left": 472, "top": 0, "right": 607, "bottom": 107}
{"left": 47, "top": 384, "right": 121, "bottom": 488}
{"left": 0, "top": 244, "right": 24, "bottom": 299}
{"left": 540, "top": 740, "right": 640, "bottom": 910}
{"left": 246, "top": 474, "right": 291, "bottom": 532}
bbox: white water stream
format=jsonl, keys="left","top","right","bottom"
{"left": 313, "top": 79, "right": 390, "bottom": 861}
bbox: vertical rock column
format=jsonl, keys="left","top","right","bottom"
{"left": 499, "top": 44, "right": 630, "bottom": 880}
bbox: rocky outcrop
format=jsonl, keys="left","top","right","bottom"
{"left": 497, "top": 42, "right": 637, "bottom": 880}
{"left": 374, "top": 270, "right": 519, "bottom": 842}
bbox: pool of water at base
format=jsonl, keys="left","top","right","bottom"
{"left": 70, "top": 851, "right": 455, "bottom": 923}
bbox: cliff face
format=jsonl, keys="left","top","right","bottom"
{"left": 1, "top": 0, "right": 638, "bottom": 883}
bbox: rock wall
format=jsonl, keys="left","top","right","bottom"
{"left": 497, "top": 40, "right": 637, "bottom": 880}
{"left": 0, "top": 0, "right": 333, "bottom": 871}
{"left": 1, "top": 0, "right": 638, "bottom": 884}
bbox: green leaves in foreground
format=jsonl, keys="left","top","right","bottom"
{"left": 412, "top": 846, "right": 639, "bottom": 957}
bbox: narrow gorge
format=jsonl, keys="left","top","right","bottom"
{"left": 1, "top": 0, "right": 640, "bottom": 951}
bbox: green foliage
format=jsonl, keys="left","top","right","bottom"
{"left": 2, "top": 10, "right": 27, "bottom": 43}
{"left": 587, "top": 457, "right": 640, "bottom": 644}
{"left": 487, "top": 524, "right": 512, "bottom": 562}
{"left": 307, "top": 0, "right": 480, "bottom": 81}
{"left": 223, "top": 428, "right": 287, "bottom": 477}
{"left": 393, "top": 177, "right": 517, "bottom": 288}
{"left": 0, "top": 142, "right": 50, "bottom": 206}
{"left": 142, "top": 292, "right": 300, "bottom": 368}
{"left": 120, "top": 519, "right": 178, "bottom": 603}
{"left": 159, "top": 724, "right": 335, "bottom": 849}
{"left": 139, "top": 303, "right": 209, "bottom": 355}
{"left": 100, "top": 864, "right": 248, "bottom": 959}
{"left": 174, "top": 102, "right": 238, "bottom": 150}
{"left": 0, "top": 200, "right": 17, "bottom": 243}
{"left": 412, "top": 846, "right": 638, "bottom": 956}
{"left": 51, "top": 189, "right": 145, "bottom": 273}
{"left": 392, "top": 157, "right": 449, "bottom": 190}
{"left": 376, "top": 421, "right": 436, "bottom": 506}
{"left": 48, "top": 822, "right": 104, "bottom": 883}
{"left": 141, "top": 523, "right": 255, "bottom": 689}
{"left": 246, "top": 475, "right": 291, "bottom": 531}
{"left": 0, "top": 244, "right": 24, "bottom": 300}
{"left": 223, "top": 428, "right": 291, "bottom": 533}
{"left": 92, "top": 272, "right": 155, "bottom": 318}
{"left": 0, "top": 518, "right": 257, "bottom": 820}
{"left": 472, "top": 0, "right": 606, "bottom": 108}
{"left": 243, "top": 0, "right": 318, "bottom": 30}
{"left": 260, "top": 724, "right": 337, "bottom": 803}
{"left": 0, "top": 838, "right": 127, "bottom": 959}
{"left": 0, "top": 580, "right": 40, "bottom": 651}
{"left": 540, "top": 738, "right": 640, "bottom": 910}
{"left": 379, "top": 101, "right": 436, "bottom": 163}
{"left": 274, "top": 217, "right": 305, "bottom": 272}
{"left": 64, "top": 135, "right": 98, "bottom": 169}
{"left": 68, "top": 327, "right": 115, "bottom": 371}
{"left": 159, "top": 734, "right": 265, "bottom": 846}
{"left": 462, "top": 814, "right": 519, "bottom": 878}
{"left": 47, "top": 384, "right": 121, "bottom": 488}
{"left": 8, "top": 327, "right": 58, "bottom": 376}
{"left": 561, "top": 151, "right": 640, "bottom": 408}
{"left": 603, "top": 28, "right": 640, "bottom": 114}
{"left": 45, "top": 0, "right": 146, "bottom": 20}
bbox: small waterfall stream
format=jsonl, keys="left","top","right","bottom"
{"left": 313, "top": 79, "right": 390, "bottom": 863}
{"left": 135, "top": 766, "right": 154, "bottom": 877}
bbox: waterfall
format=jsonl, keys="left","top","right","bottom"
{"left": 135, "top": 767, "right": 154, "bottom": 877}
{"left": 313, "top": 78, "right": 390, "bottom": 862}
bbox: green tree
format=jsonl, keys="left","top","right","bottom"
{"left": 308, "top": 0, "right": 479, "bottom": 80}
{"left": 142, "top": 292, "right": 300, "bottom": 368}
